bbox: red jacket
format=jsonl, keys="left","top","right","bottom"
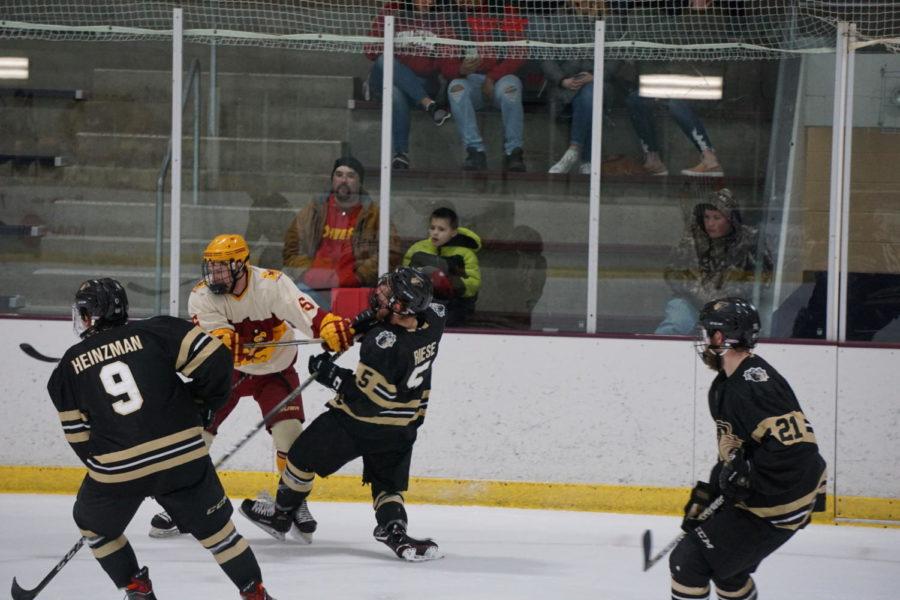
{"left": 366, "top": 3, "right": 458, "bottom": 79}
{"left": 445, "top": 4, "right": 528, "bottom": 82}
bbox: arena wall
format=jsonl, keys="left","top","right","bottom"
{"left": 1, "top": 318, "right": 897, "bottom": 523}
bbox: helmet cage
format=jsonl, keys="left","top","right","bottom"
{"left": 72, "top": 278, "right": 128, "bottom": 338}
{"left": 369, "top": 267, "right": 433, "bottom": 316}
{"left": 695, "top": 297, "right": 760, "bottom": 360}
{"left": 202, "top": 258, "right": 246, "bottom": 295}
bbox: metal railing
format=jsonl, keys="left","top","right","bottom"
{"left": 154, "top": 57, "right": 201, "bottom": 314}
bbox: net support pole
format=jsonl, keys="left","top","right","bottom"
{"left": 168, "top": 7, "right": 184, "bottom": 317}
{"left": 377, "top": 16, "right": 395, "bottom": 279}
{"left": 826, "top": 22, "right": 854, "bottom": 342}
{"left": 586, "top": 19, "right": 605, "bottom": 334}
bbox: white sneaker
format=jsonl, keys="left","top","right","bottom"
{"left": 578, "top": 161, "right": 592, "bottom": 175}
{"left": 549, "top": 148, "right": 580, "bottom": 174}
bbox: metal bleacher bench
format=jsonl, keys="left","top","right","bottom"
{"left": 0, "top": 87, "right": 86, "bottom": 100}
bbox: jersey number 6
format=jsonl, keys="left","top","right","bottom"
{"left": 100, "top": 361, "right": 145, "bottom": 415}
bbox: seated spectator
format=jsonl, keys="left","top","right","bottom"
{"left": 403, "top": 207, "right": 481, "bottom": 326}
{"left": 656, "top": 188, "right": 772, "bottom": 334}
{"left": 625, "top": 56, "right": 724, "bottom": 177}
{"left": 539, "top": 0, "right": 606, "bottom": 174}
{"left": 366, "top": 0, "right": 454, "bottom": 170}
{"left": 447, "top": 0, "right": 528, "bottom": 172}
{"left": 282, "top": 156, "right": 401, "bottom": 309}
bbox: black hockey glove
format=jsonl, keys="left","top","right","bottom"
{"left": 308, "top": 351, "right": 352, "bottom": 392}
{"left": 681, "top": 480, "right": 716, "bottom": 533}
{"left": 719, "top": 448, "right": 752, "bottom": 501}
{"left": 199, "top": 407, "right": 216, "bottom": 429}
{"left": 351, "top": 308, "right": 379, "bottom": 336}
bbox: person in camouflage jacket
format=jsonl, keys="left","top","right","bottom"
{"left": 656, "top": 188, "right": 773, "bottom": 334}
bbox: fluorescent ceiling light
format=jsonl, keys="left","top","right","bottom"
{"left": 0, "top": 57, "right": 29, "bottom": 80}
{"left": 639, "top": 74, "right": 722, "bottom": 100}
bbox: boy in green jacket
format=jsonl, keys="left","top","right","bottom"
{"left": 403, "top": 207, "right": 481, "bottom": 326}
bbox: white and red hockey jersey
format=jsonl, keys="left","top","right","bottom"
{"left": 189, "top": 266, "right": 326, "bottom": 376}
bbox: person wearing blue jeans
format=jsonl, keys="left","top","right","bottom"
{"left": 544, "top": 63, "right": 595, "bottom": 175}
{"left": 368, "top": 55, "right": 450, "bottom": 170}
{"left": 625, "top": 92, "right": 723, "bottom": 177}
{"left": 447, "top": 72, "right": 525, "bottom": 171}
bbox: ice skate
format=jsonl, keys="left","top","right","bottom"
{"left": 123, "top": 566, "right": 157, "bottom": 600}
{"left": 148, "top": 510, "right": 185, "bottom": 539}
{"left": 240, "top": 581, "right": 276, "bottom": 600}
{"left": 290, "top": 499, "right": 317, "bottom": 544}
{"left": 374, "top": 522, "right": 442, "bottom": 562}
{"left": 240, "top": 498, "right": 291, "bottom": 541}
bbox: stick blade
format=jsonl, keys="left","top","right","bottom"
{"left": 641, "top": 529, "right": 653, "bottom": 571}
{"left": 11, "top": 577, "right": 38, "bottom": 600}
{"left": 19, "top": 343, "right": 60, "bottom": 363}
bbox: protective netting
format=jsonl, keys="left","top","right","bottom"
{"left": 1, "top": 1, "right": 899, "bottom": 60}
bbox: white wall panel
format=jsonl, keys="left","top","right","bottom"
{"left": 0, "top": 319, "right": 894, "bottom": 499}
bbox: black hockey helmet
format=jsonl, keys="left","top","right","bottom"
{"left": 370, "top": 266, "right": 433, "bottom": 316}
{"left": 697, "top": 297, "right": 760, "bottom": 350}
{"left": 72, "top": 277, "right": 129, "bottom": 338}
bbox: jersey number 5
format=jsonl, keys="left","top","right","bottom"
{"left": 100, "top": 361, "right": 145, "bottom": 415}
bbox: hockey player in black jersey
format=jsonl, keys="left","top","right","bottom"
{"left": 670, "top": 297, "right": 827, "bottom": 600}
{"left": 48, "top": 278, "right": 277, "bottom": 599}
{"left": 240, "top": 266, "right": 445, "bottom": 561}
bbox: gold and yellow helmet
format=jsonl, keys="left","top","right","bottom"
{"left": 202, "top": 234, "right": 250, "bottom": 294}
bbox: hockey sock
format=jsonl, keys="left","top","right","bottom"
{"left": 715, "top": 577, "right": 756, "bottom": 600}
{"left": 374, "top": 491, "right": 407, "bottom": 529}
{"left": 81, "top": 529, "right": 140, "bottom": 588}
{"left": 198, "top": 520, "right": 262, "bottom": 590}
{"left": 275, "top": 462, "right": 312, "bottom": 512}
{"left": 671, "top": 576, "right": 710, "bottom": 600}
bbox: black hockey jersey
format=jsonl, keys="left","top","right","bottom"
{"left": 48, "top": 316, "right": 231, "bottom": 494}
{"left": 328, "top": 302, "right": 446, "bottom": 427}
{"left": 709, "top": 354, "right": 827, "bottom": 530}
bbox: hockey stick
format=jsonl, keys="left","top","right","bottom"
{"left": 641, "top": 495, "right": 725, "bottom": 571}
{"left": 8, "top": 356, "right": 345, "bottom": 598}
{"left": 10, "top": 536, "right": 85, "bottom": 600}
{"left": 212, "top": 349, "right": 345, "bottom": 470}
{"left": 244, "top": 338, "right": 324, "bottom": 349}
{"left": 125, "top": 278, "right": 196, "bottom": 296}
{"left": 19, "top": 343, "right": 60, "bottom": 363}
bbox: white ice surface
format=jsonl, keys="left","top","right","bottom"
{"left": 1, "top": 494, "right": 899, "bottom": 599}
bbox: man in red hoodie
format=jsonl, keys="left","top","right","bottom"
{"left": 446, "top": 0, "right": 528, "bottom": 172}
{"left": 367, "top": 0, "right": 456, "bottom": 170}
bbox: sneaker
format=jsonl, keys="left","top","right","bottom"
{"left": 392, "top": 152, "right": 409, "bottom": 170}
{"left": 240, "top": 581, "right": 276, "bottom": 600}
{"left": 463, "top": 147, "right": 487, "bottom": 171}
{"left": 681, "top": 159, "right": 723, "bottom": 177}
{"left": 290, "top": 499, "right": 317, "bottom": 544}
{"left": 503, "top": 147, "right": 526, "bottom": 172}
{"left": 123, "top": 566, "right": 157, "bottom": 600}
{"left": 239, "top": 498, "right": 291, "bottom": 541}
{"left": 548, "top": 147, "right": 579, "bottom": 174}
{"left": 426, "top": 103, "right": 451, "bottom": 126}
{"left": 149, "top": 510, "right": 185, "bottom": 539}
{"left": 643, "top": 154, "right": 669, "bottom": 176}
{"left": 374, "top": 522, "right": 442, "bottom": 562}
{"left": 681, "top": 150, "right": 723, "bottom": 177}
{"left": 578, "top": 161, "right": 592, "bottom": 175}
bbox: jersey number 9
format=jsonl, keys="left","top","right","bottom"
{"left": 100, "top": 361, "right": 145, "bottom": 415}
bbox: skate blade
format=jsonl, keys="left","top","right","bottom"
{"left": 239, "top": 509, "right": 287, "bottom": 541}
{"left": 148, "top": 526, "right": 185, "bottom": 539}
{"left": 290, "top": 526, "right": 314, "bottom": 544}
{"left": 400, "top": 546, "right": 443, "bottom": 562}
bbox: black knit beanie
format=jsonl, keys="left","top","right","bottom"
{"left": 331, "top": 156, "right": 365, "bottom": 184}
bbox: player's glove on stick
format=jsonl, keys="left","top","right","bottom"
{"left": 681, "top": 480, "right": 716, "bottom": 533}
{"left": 308, "top": 351, "right": 352, "bottom": 392}
{"left": 719, "top": 447, "right": 752, "bottom": 501}
{"left": 319, "top": 312, "right": 355, "bottom": 352}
